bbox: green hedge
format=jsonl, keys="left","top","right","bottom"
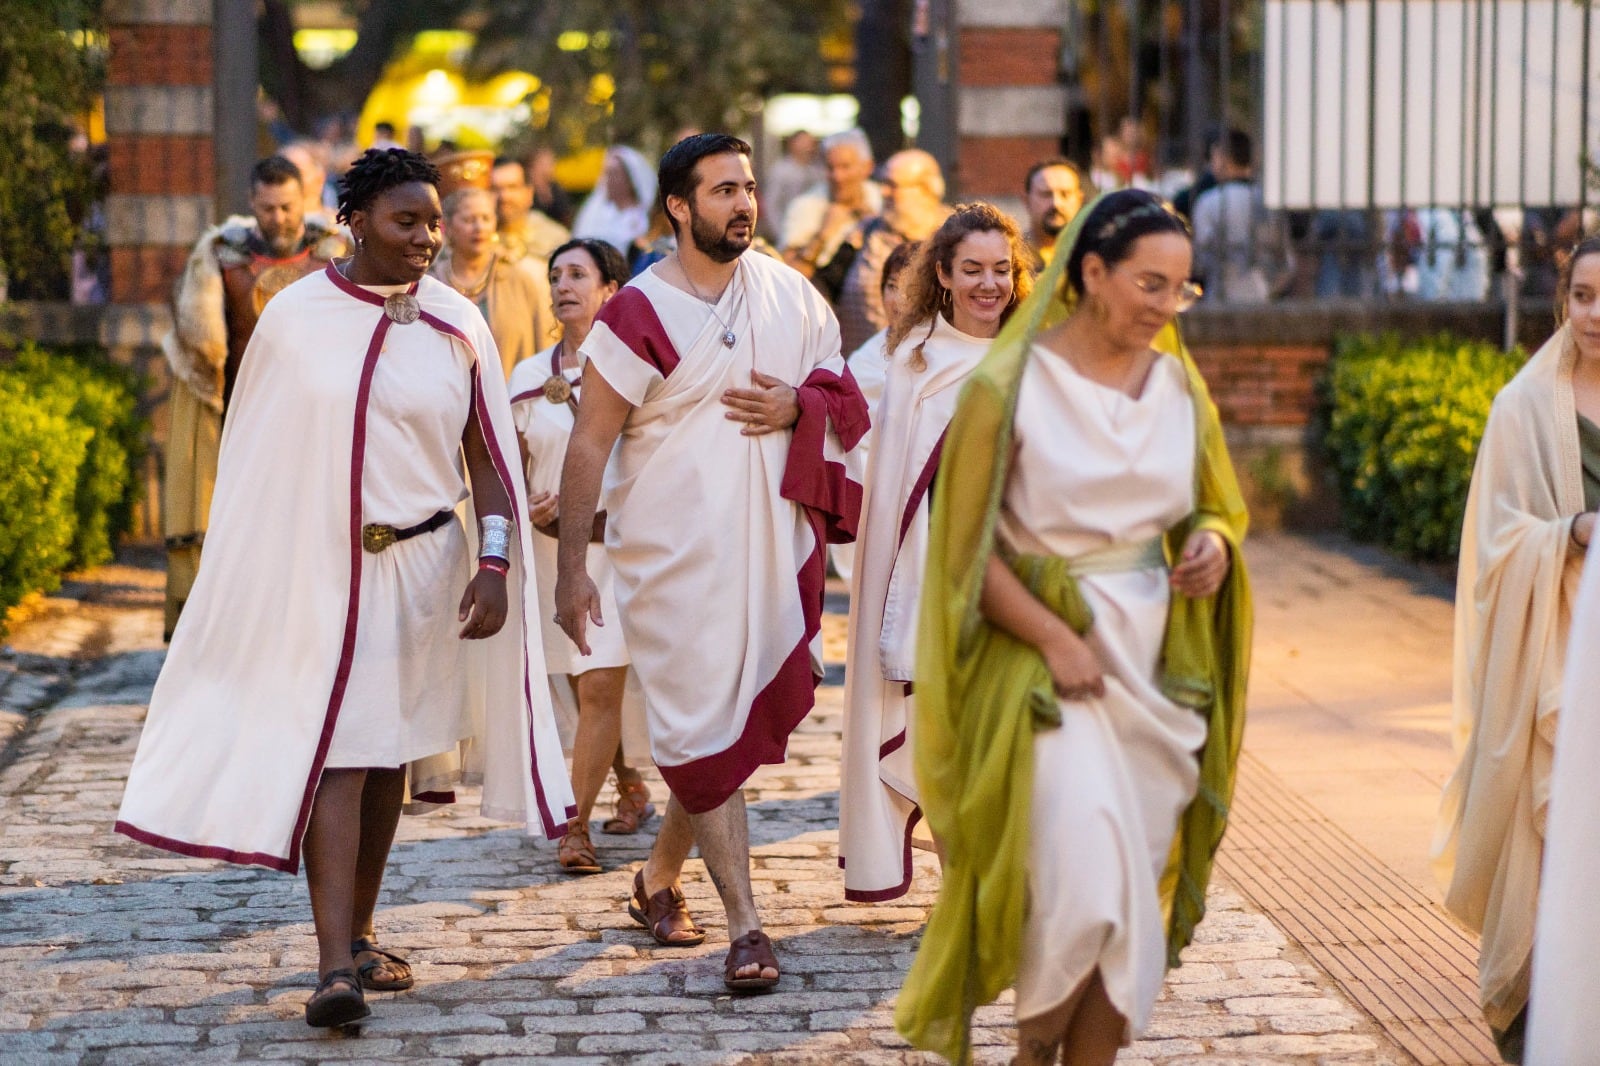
{"left": 0, "top": 378, "right": 89, "bottom": 612}
{"left": 0, "top": 342, "right": 145, "bottom": 626}
{"left": 1322, "top": 333, "right": 1525, "bottom": 560}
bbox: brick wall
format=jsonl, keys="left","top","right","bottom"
{"left": 956, "top": 27, "right": 1060, "bottom": 87}
{"left": 1190, "top": 344, "right": 1327, "bottom": 428}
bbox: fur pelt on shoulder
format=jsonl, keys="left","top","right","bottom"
{"left": 163, "top": 214, "right": 255, "bottom": 413}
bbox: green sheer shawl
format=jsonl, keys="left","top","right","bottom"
{"left": 892, "top": 197, "right": 1255, "bottom": 1064}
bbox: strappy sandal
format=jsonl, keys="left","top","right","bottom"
{"left": 601, "top": 778, "right": 656, "bottom": 835}
{"left": 305, "top": 968, "right": 369, "bottom": 1027}
{"left": 350, "top": 936, "right": 414, "bottom": 992}
{"left": 723, "top": 929, "right": 780, "bottom": 992}
{"left": 627, "top": 869, "right": 706, "bottom": 946}
{"left": 558, "top": 820, "right": 603, "bottom": 875}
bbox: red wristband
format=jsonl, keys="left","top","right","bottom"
{"left": 479, "top": 558, "right": 509, "bottom": 575}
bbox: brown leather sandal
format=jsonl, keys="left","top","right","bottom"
{"left": 626, "top": 869, "right": 706, "bottom": 946}
{"left": 558, "top": 820, "right": 602, "bottom": 875}
{"left": 723, "top": 929, "right": 780, "bottom": 992}
{"left": 601, "top": 778, "right": 656, "bottom": 835}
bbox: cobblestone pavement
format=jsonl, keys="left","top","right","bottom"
{"left": 0, "top": 544, "right": 1410, "bottom": 1064}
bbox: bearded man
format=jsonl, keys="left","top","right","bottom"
{"left": 554, "top": 133, "right": 867, "bottom": 993}
{"left": 161, "top": 155, "right": 348, "bottom": 637}
{"left": 1023, "top": 157, "right": 1091, "bottom": 266}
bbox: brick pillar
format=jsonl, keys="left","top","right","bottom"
{"left": 101, "top": 0, "right": 217, "bottom": 539}
{"left": 951, "top": 0, "right": 1068, "bottom": 220}
{"left": 102, "top": 0, "right": 214, "bottom": 350}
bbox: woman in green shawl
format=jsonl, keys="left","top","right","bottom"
{"left": 895, "top": 189, "right": 1253, "bottom": 1065}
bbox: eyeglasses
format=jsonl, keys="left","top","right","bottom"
{"left": 1120, "top": 269, "right": 1203, "bottom": 312}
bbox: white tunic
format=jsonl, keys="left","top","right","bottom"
{"left": 831, "top": 327, "right": 891, "bottom": 583}
{"left": 1002, "top": 346, "right": 1206, "bottom": 1034}
{"left": 508, "top": 345, "right": 649, "bottom": 764}
{"left": 840, "top": 315, "right": 989, "bottom": 901}
{"left": 329, "top": 281, "right": 473, "bottom": 768}
{"left": 509, "top": 346, "right": 630, "bottom": 674}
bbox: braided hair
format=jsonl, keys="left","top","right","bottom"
{"left": 335, "top": 148, "right": 441, "bottom": 226}
{"left": 1064, "top": 189, "right": 1190, "bottom": 299}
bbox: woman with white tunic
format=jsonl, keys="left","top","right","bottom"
{"left": 115, "top": 150, "right": 575, "bottom": 1029}
{"left": 895, "top": 190, "right": 1252, "bottom": 1065}
{"left": 840, "top": 203, "right": 1034, "bottom": 902}
{"left": 509, "top": 237, "right": 655, "bottom": 873}
{"left": 1440, "top": 236, "right": 1600, "bottom": 1064}
{"left": 831, "top": 238, "right": 920, "bottom": 584}
{"left": 430, "top": 186, "right": 551, "bottom": 378}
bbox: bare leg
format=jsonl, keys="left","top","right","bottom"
{"left": 1015, "top": 968, "right": 1123, "bottom": 1066}
{"left": 1015, "top": 983, "right": 1084, "bottom": 1066}
{"left": 302, "top": 769, "right": 367, "bottom": 979}
{"left": 611, "top": 743, "right": 637, "bottom": 786}
{"left": 570, "top": 667, "right": 627, "bottom": 824}
{"left": 642, "top": 794, "right": 696, "bottom": 896}
{"left": 343, "top": 766, "right": 407, "bottom": 984}
{"left": 687, "top": 791, "right": 774, "bottom": 982}
{"left": 1059, "top": 970, "right": 1123, "bottom": 1066}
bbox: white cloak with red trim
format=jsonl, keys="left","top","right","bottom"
{"left": 580, "top": 251, "right": 868, "bottom": 813}
{"left": 116, "top": 267, "right": 575, "bottom": 873}
{"left": 839, "top": 315, "right": 990, "bottom": 901}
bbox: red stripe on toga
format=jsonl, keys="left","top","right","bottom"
{"left": 782, "top": 365, "right": 869, "bottom": 544}
{"left": 593, "top": 286, "right": 682, "bottom": 377}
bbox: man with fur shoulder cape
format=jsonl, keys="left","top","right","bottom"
{"left": 160, "top": 154, "right": 348, "bottom": 639}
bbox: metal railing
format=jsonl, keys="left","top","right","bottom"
{"left": 1060, "top": 0, "right": 1598, "bottom": 307}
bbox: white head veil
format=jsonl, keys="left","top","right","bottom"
{"left": 572, "top": 145, "right": 658, "bottom": 254}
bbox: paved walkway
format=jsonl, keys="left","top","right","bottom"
{"left": 0, "top": 535, "right": 1477, "bottom": 1064}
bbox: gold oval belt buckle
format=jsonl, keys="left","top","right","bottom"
{"left": 362, "top": 523, "right": 397, "bottom": 553}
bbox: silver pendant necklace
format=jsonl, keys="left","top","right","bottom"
{"left": 679, "top": 258, "right": 740, "bottom": 348}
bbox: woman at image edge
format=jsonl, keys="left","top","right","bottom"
{"left": 1438, "top": 234, "right": 1600, "bottom": 1063}
{"left": 895, "top": 189, "right": 1253, "bottom": 1065}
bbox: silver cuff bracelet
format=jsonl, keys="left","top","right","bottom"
{"left": 479, "top": 514, "right": 512, "bottom": 561}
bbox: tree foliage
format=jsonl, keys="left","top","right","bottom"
{"left": 259, "top": 0, "right": 475, "bottom": 133}
{"left": 261, "top": 0, "right": 850, "bottom": 148}
{"left": 0, "top": 0, "right": 103, "bottom": 300}
{"left": 467, "top": 0, "right": 851, "bottom": 152}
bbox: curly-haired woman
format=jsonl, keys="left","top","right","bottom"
{"left": 839, "top": 202, "right": 1035, "bottom": 904}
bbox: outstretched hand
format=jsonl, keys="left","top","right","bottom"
{"left": 722, "top": 370, "right": 799, "bottom": 436}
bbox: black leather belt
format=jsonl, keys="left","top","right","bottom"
{"left": 362, "top": 510, "right": 453, "bottom": 554}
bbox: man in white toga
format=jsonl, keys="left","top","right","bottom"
{"left": 554, "top": 133, "right": 867, "bottom": 992}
